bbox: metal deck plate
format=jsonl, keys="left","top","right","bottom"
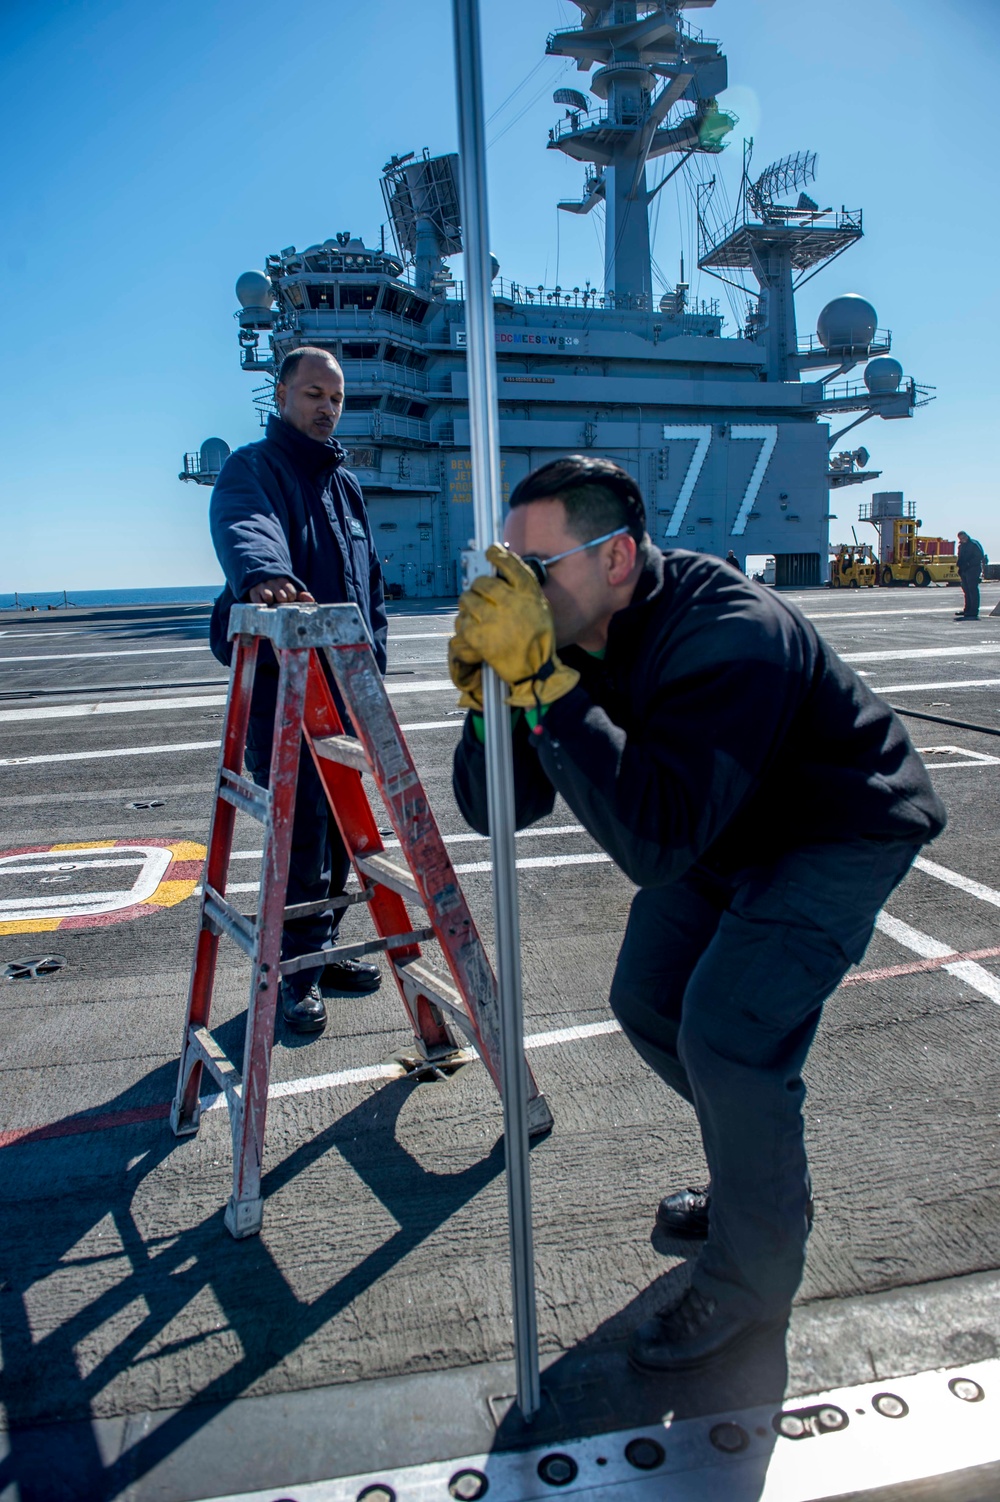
{"left": 198, "top": 1359, "right": 1000, "bottom": 1502}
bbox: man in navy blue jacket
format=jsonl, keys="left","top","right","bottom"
{"left": 210, "top": 346, "right": 387, "bottom": 1035}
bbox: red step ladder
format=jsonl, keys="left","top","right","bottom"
{"left": 170, "top": 602, "right": 553, "bottom": 1238}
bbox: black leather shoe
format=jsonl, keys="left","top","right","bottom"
{"left": 656, "top": 1183, "right": 814, "bottom": 1240}
{"left": 320, "top": 957, "right": 381, "bottom": 995}
{"left": 280, "top": 981, "right": 327, "bottom": 1033}
{"left": 656, "top": 1184, "right": 712, "bottom": 1239}
{"left": 628, "top": 1287, "right": 787, "bottom": 1372}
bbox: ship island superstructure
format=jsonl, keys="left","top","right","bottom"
{"left": 182, "top": 0, "right": 929, "bottom": 597}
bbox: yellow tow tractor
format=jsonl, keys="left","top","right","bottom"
{"left": 831, "top": 540, "right": 878, "bottom": 588}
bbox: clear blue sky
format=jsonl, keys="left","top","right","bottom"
{"left": 2, "top": 0, "right": 996, "bottom": 590}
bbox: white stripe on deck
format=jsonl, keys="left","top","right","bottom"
{"left": 804, "top": 607, "right": 965, "bottom": 622}
{"left": 841, "top": 644, "right": 1000, "bottom": 663}
{"left": 0, "top": 716, "right": 462, "bottom": 767}
{"left": 870, "top": 677, "right": 1000, "bottom": 695}
{"left": 914, "top": 856, "right": 1000, "bottom": 909}
{"left": 453, "top": 851, "right": 612, "bottom": 875}
{"left": 0, "top": 645, "right": 212, "bottom": 665}
{"left": 0, "top": 680, "right": 456, "bottom": 725}
{"left": 216, "top": 852, "right": 612, "bottom": 892}
{"left": 200, "top": 1016, "right": 625, "bottom": 1112}
{"left": 214, "top": 830, "right": 602, "bottom": 892}
{"left": 875, "top": 911, "right": 1000, "bottom": 1003}
{"left": 224, "top": 824, "right": 589, "bottom": 866}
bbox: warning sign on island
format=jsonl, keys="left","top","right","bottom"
{"left": 0, "top": 839, "right": 206, "bottom": 936}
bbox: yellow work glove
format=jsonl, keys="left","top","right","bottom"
{"left": 456, "top": 543, "right": 580, "bottom": 710}
{"left": 447, "top": 627, "right": 484, "bottom": 711}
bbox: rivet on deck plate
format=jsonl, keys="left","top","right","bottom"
{"left": 709, "top": 1421, "right": 749, "bottom": 1453}
{"left": 949, "top": 1377, "right": 985, "bottom": 1403}
{"left": 448, "top": 1470, "right": 488, "bottom": 1500}
{"left": 537, "top": 1453, "right": 578, "bottom": 1486}
{"left": 777, "top": 1413, "right": 807, "bottom": 1439}
{"left": 872, "top": 1393, "right": 908, "bottom": 1419}
{"left": 624, "top": 1435, "right": 666, "bottom": 1468}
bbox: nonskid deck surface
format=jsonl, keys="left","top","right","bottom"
{"left": 1, "top": 589, "right": 999, "bottom": 1501}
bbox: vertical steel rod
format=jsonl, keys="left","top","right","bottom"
{"left": 451, "top": 0, "right": 541, "bottom": 1422}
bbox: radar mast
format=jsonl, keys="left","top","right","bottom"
{"left": 547, "top": 0, "right": 734, "bottom": 305}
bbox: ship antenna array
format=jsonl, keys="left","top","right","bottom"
{"left": 746, "top": 149, "right": 817, "bottom": 219}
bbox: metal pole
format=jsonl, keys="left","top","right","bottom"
{"left": 451, "top": 0, "right": 541, "bottom": 1422}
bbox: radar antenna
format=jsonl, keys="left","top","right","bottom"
{"left": 380, "top": 148, "right": 463, "bottom": 289}
{"left": 747, "top": 150, "right": 818, "bottom": 219}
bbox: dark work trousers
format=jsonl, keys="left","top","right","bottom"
{"left": 244, "top": 712, "right": 351, "bottom": 1001}
{"left": 608, "top": 837, "right": 922, "bottom": 1319}
{"left": 960, "top": 573, "right": 981, "bottom": 618}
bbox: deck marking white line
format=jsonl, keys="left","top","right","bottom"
{"left": 875, "top": 912, "right": 1000, "bottom": 1003}
{"left": 524, "top": 1018, "right": 621, "bottom": 1048}
{"left": 0, "top": 680, "right": 456, "bottom": 724}
{"left": 916, "top": 744, "right": 1000, "bottom": 770}
{"left": 452, "top": 852, "right": 612, "bottom": 875}
{"left": 804, "top": 607, "right": 964, "bottom": 621}
{"left": 841, "top": 644, "right": 1000, "bottom": 663}
{"left": 0, "top": 645, "right": 213, "bottom": 665}
{"left": 199, "top": 1017, "right": 626, "bottom": 1112}
{"left": 24, "top": 673, "right": 995, "bottom": 722}
{"left": 396, "top": 719, "right": 456, "bottom": 731}
{"left": 0, "top": 740, "right": 221, "bottom": 768}
{"left": 215, "top": 831, "right": 601, "bottom": 891}
{"left": 225, "top": 824, "right": 590, "bottom": 864}
{"left": 0, "top": 717, "right": 461, "bottom": 767}
{"left": 870, "top": 677, "right": 1000, "bottom": 695}
{"left": 913, "top": 856, "right": 1000, "bottom": 908}
{"left": 0, "top": 694, "right": 230, "bottom": 724}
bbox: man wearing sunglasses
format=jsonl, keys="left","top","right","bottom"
{"left": 450, "top": 455, "right": 946, "bottom": 1372}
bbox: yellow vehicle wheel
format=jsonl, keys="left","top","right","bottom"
{"left": 914, "top": 567, "right": 931, "bottom": 587}
{"left": 849, "top": 578, "right": 860, "bottom": 588}
{"left": 881, "top": 567, "right": 894, "bottom": 586}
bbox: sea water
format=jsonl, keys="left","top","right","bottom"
{"left": 0, "top": 586, "right": 221, "bottom": 611}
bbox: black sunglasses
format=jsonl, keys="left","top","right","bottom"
{"left": 522, "top": 526, "right": 629, "bottom": 586}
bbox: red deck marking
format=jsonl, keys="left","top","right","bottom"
{"left": 0, "top": 1100, "right": 170, "bottom": 1149}
{"left": 841, "top": 944, "right": 1000, "bottom": 986}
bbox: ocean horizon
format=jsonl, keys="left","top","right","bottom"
{"left": 0, "top": 585, "right": 222, "bottom": 611}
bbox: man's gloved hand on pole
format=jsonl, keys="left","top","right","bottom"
{"left": 448, "top": 630, "right": 484, "bottom": 711}
{"left": 449, "top": 543, "right": 580, "bottom": 710}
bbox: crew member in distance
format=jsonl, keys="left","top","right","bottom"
{"left": 450, "top": 455, "right": 946, "bottom": 1371}
{"left": 209, "top": 347, "right": 386, "bottom": 1035}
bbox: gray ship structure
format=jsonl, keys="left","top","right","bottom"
{"left": 182, "top": 0, "right": 930, "bottom": 596}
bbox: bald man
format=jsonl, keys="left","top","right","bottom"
{"left": 209, "top": 347, "right": 387, "bottom": 1034}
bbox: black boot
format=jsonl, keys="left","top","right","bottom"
{"left": 320, "top": 957, "right": 381, "bottom": 995}
{"left": 656, "top": 1184, "right": 712, "bottom": 1239}
{"left": 656, "top": 1183, "right": 814, "bottom": 1240}
{"left": 629, "top": 1287, "right": 788, "bottom": 1372}
{"left": 280, "top": 979, "right": 327, "bottom": 1034}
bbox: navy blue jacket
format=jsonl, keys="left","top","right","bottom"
{"left": 208, "top": 414, "right": 387, "bottom": 683}
{"left": 958, "top": 537, "right": 986, "bottom": 580}
{"left": 453, "top": 546, "right": 946, "bottom": 889}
